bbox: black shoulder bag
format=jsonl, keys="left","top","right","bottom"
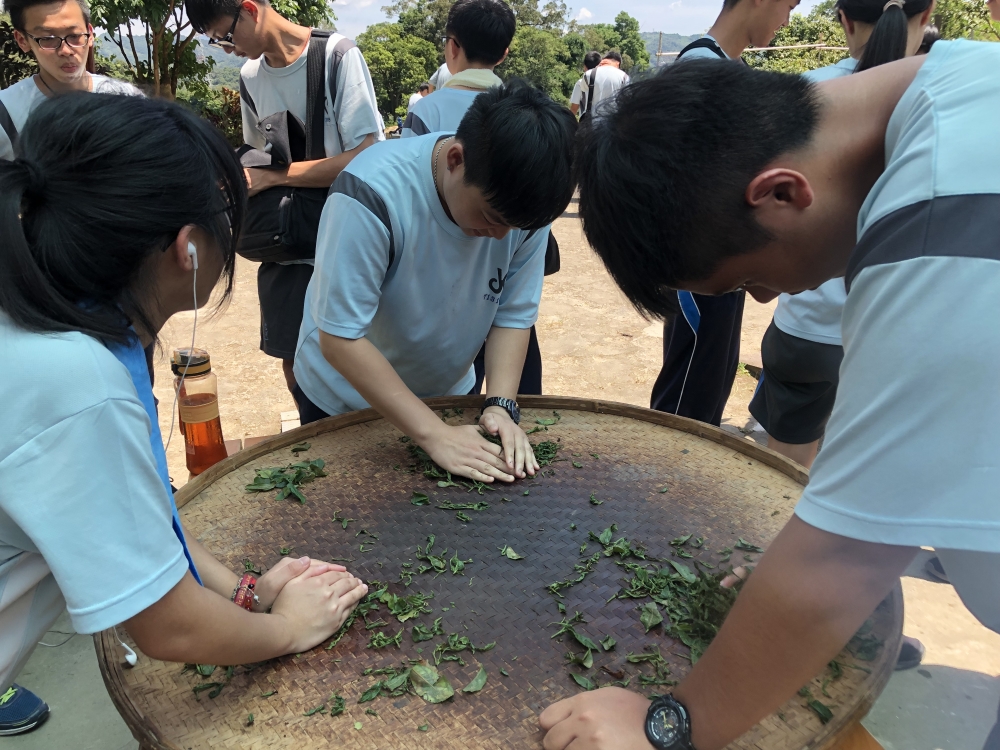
{"left": 236, "top": 32, "right": 357, "bottom": 263}
{"left": 578, "top": 68, "right": 598, "bottom": 124}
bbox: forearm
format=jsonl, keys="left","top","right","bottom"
{"left": 183, "top": 528, "right": 239, "bottom": 598}
{"left": 281, "top": 134, "right": 376, "bottom": 189}
{"left": 319, "top": 332, "right": 443, "bottom": 442}
{"left": 483, "top": 326, "right": 530, "bottom": 399}
{"left": 673, "top": 516, "right": 917, "bottom": 750}
{"left": 124, "top": 574, "right": 290, "bottom": 666}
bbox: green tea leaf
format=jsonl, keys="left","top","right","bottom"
{"left": 462, "top": 665, "right": 488, "bottom": 693}
{"left": 807, "top": 699, "right": 834, "bottom": 724}
{"left": 279, "top": 547, "right": 293, "bottom": 556}
{"left": 412, "top": 673, "right": 455, "bottom": 704}
{"left": 410, "top": 663, "right": 440, "bottom": 686}
{"left": 303, "top": 704, "right": 326, "bottom": 716}
{"left": 195, "top": 664, "right": 217, "bottom": 677}
{"left": 589, "top": 492, "right": 603, "bottom": 505}
{"left": 735, "top": 538, "right": 765, "bottom": 553}
{"left": 600, "top": 635, "right": 616, "bottom": 651}
{"left": 573, "top": 630, "right": 600, "bottom": 652}
{"left": 670, "top": 533, "right": 692, "bottom": 547}
{"left": 500, "top": 668, "right": 509, "bottom": 677}
{"left": 668, "top": 560, "right": 698, "bottom": 584}
{"left": 418, "top": 724, "right": 429, "bottom": 732}
{"left": 328, "top": 693, "right": 346, "bottom": 716}
{"left": 290, "top": 442, "right": 311, "bottom": 455}
{"left": 570, "top": 673, "right": 595, "bottom": 691}
{"left": 246, "top": 713, "right": 254, "bottom": 726}
{"left": 640, "top": 602, "right": 663, "bottom": 632}
{"left": 411, "top": 492, "right": 430, "bottom": 506}
{"left": 572, "top": 461, "right": 583, "bottom": 468}
{"left": 260, "top": 690, "right": 277, "bottom": 697}
{"left": 456, "top": 511, "right": 471, "bottom": 523}
{"left": 500, "top": 545, "right": 524, "bottom": 560}
{"left": 358, "top": 683, "right": 383, "bottom": 703}
{"left": 384, "top": 670, "right": 411, "bottom": 692}
{"left": 354, "top": 721, "right": 363, "bottom": 730}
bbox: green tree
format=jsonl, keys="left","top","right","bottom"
{"left": 933, "top": 0, "right": 1000, "bottom": 40}
{"left": 383, "top": 0, "right": 452, "bottom": 51}
{"left": 0, "top": 13, "right": 36, "bottom": 88}
{"left": 90, "top": 0, "right": 334, "bottom": 98}
{"left": 499, "top": 24, "right": 570, "bottom": 100}
{"left": 357, "top": 22, "right": 438, "bottom": 119}
{"left": 744, "top": 0, "right": 847, "bottom": 73}
{"left": 614, "top": 11, "right": 649, "bottom": 69}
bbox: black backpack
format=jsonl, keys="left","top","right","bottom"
{"left": 0, "top": 100, "right": 18, "bottom": 151}
{"left": 677, "top": 37, "right": 728, "bottom": 60}
{"left": 236, "top": 31, "right": 358, "bottom": 263}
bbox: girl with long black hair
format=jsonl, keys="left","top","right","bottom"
{"left": 0, "top": 93, "right": 367, "bottom": 735}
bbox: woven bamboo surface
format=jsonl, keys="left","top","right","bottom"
{"left": 96, "top": 396, "right": 902, "bottom": 750}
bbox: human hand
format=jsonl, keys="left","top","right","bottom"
{"left": 421, "top": 423, "right": 515, "bottom": 483}
{"left": 244, "top": 167, "right": 284, "bottom": 197}
{"left": 270, "top": 567, "right": 368, "bottom": 653}
{"left": 479, "top": 407, "right": 539, "bottom": 479}
{"left": 253, "top": 556, "right": 348, "bottom": 612}
{"left": 539, "top": 687, "right": 654, "bottom": 750}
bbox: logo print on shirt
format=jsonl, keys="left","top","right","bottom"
{"left": 489, "top": 268, "right": 507, "bottom": 295}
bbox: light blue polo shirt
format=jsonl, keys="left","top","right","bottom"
{"left": 795, "top": 41, "right": 1000, "bottom": 553}
{"left": 400, "top": 88, "right": 480, "bottom": 138}
{"left": 0, "top": 314, "right": 189, "bottom": 689}
{"left": 293, "top": 133, "right": 548, "bottom": 416}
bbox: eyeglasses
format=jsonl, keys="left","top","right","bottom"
{"left": 25, "top": 32, "right": 91, "bottom": 51}
{"left": 208, "top": 12, "right": 240, "bottom": 51}
{"left": 441, "top": 35, "right": 459, "bottom": 49}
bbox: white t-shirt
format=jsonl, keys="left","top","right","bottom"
{"left": 407, "top": 92, "right": 423, "bottom": 111}
{"left": 795, "top": 40, "right": 1000, "bottom": 553}
{"left": 400, "top": 87, "right": 479, "bottom": 137}
{"left": 240, "top": 33, "right": 384, "bottom": 158}
{"left": 0, "top": 74, "right": 141, "bottom": 160}
{"left": 429, "top": 63, "right": 452, "bottom": 90}
{"left": 0, "top": 313, "right": 189, "bottom": 690}
{"left": 293, "top": 133, "right": 548, "bottom": 416}
{"left": 588, "top": 64, "right": 629, "bottom": 117}
{"left": 772, "top": 57, "right": 858, "bottom": 346}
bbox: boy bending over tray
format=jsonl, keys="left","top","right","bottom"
{"left": 540, "top": 42, "right": 1000, "bottom": 750}
{"left": 292, "top": 82, "right": 576, "bottom": 484}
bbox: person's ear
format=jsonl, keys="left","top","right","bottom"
{"left": 241, "top": 0, "right": 260, "bottom": 23}
{"left": 919, "top": 0, "right": 935, "bottom": 26}
{"left": 12, "top": 29, "right": 31, "bottom": 55}
{"left": 745, "top": 167, "right": 813, "bottom": 212}
{"left": 838, "top": 9, "right": 855, "bottom": 35}
{"left": 168, "top": 225, "right": 199, "bottom": 274}
{"left": 497, "top": 47, "right": 509, "bottom": 65}
{"left": 445, "top": 141, "right": 465, "bottom": 173}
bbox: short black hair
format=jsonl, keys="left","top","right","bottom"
{"left": 446, "top": 0, "right": 516, "bottom": 66}
{"left": 186, "top": 0, "right": 263, "bottom": 34}
{"left": 458, "top": 80, "right": 577, "bottom": 230}
{"left": 0, "top": 93, "right": 246, "bottom": 345}
{"left": 8, "top": 0, "right": 91, "bottom": 30}
{"left": 575, "top": 60, "right": 817, "bottom": 317}
{"left": 584, "top": 51, "right": 601, "bottom": 69}
{"left": 418, "top": 82, "right": 430, "bottom": 92}
{"left": 603, "top": 50, "right": 622, "bottom": 63}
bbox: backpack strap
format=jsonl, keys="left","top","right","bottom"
{"left": 0, "top": 99, "right": 18, "bottom": 151}
{"left": 326, "top": 36, "right": 357, "bottom": 154}
{"left": 584, "top": 69, "right": 597, "bottom": 116}
{"left": 238, "top": 76, "right": 257, "bottom": 116}
{"left": 678, "top": 37, "right": 728, "bottom": 60}
{"left": 305, "top": 30, "right": 332, "bottom": 161}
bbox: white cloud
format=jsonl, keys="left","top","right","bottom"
{"left": 576, "top": 7, "right": 593, "bottom": 20}
{"left": 668, "top": 1, "right": 682, "bottom": 8}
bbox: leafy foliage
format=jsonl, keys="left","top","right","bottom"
{"left": 0, "top": 14, "right": 36, "bottom": 88}
{"left": 357, "top": 22, "right": 438, "bottom": 120}
{"left": 744, "top": 1, "right": 847, "bottom": 74}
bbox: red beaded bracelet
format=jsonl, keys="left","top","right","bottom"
{"left": 232, "top": 574, "right": 258, "bottom": 611}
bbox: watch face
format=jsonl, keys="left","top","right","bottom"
{"left": 648, "top": 706, "right": 681, "bottom": 747}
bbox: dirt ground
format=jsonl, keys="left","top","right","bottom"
{"left": 151, "top": 202, "right": 775, "bottom": 486}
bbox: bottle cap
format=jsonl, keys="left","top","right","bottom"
{"left": 171, "top": 348, "right": 211, "bottom": 377}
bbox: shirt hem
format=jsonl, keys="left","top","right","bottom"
{"left": 771, "top": 317, "right": 843, "bottom": 346}
{"left": 67, "top": 553, "right": 189, "bottom": 634}
{"left": 794, "top": 502, "right": 1000, "bottom": 554}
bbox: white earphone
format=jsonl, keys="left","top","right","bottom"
{"left": 164, "top": 240, "right": 200, "bottom": 453}
{"left": 113, "top": 626, "right": 138, "bottom": 667}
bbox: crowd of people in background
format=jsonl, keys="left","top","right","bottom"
{"left": 0, "top": 0, "right": 997, "bottom": 748}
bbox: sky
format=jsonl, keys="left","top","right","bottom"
{"left": 330, "top": 0, "right": 825, "bottom": 42}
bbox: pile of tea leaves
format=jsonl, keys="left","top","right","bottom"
{"left": 244, "top": 459, "right": 327, "bottom": 503}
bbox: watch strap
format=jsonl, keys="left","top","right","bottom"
{"left": 482, "top": 396, "right": 520, "bottom": 424}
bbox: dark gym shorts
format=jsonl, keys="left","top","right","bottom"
{"left": 258, "top": 261, "right": 314, "bottom": 360}
{"left": 748, "top": 321, "right": 844, "bottom": 445}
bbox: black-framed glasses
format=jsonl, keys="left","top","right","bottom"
{"left": 441, "top": 35, "right": 459, "bottom": 49}
{"left": 25, "top": 32, "right": 91, "bottom": 51}
{"left": 208, "top": 12, "right": 240, "bottom": 51}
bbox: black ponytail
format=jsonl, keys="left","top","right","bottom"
{"left": 836, "top": 0, "right": 932, "bottom": 72}
{"left": 0, "top": 93, "right": 246, "bottom": 346}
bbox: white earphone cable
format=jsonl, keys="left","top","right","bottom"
{"left": 164, "top": 253, "right": 198, "bottom": 454}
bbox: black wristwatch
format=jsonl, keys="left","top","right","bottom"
{"left": 645, "top": 695, "right": 695, "bottom": 750}
{"left": 482, "top": 396, "right": 520, "bottom": 425}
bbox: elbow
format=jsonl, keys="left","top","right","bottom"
{"left": 319, "top": 331, "right": 359, "bottom": 368}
